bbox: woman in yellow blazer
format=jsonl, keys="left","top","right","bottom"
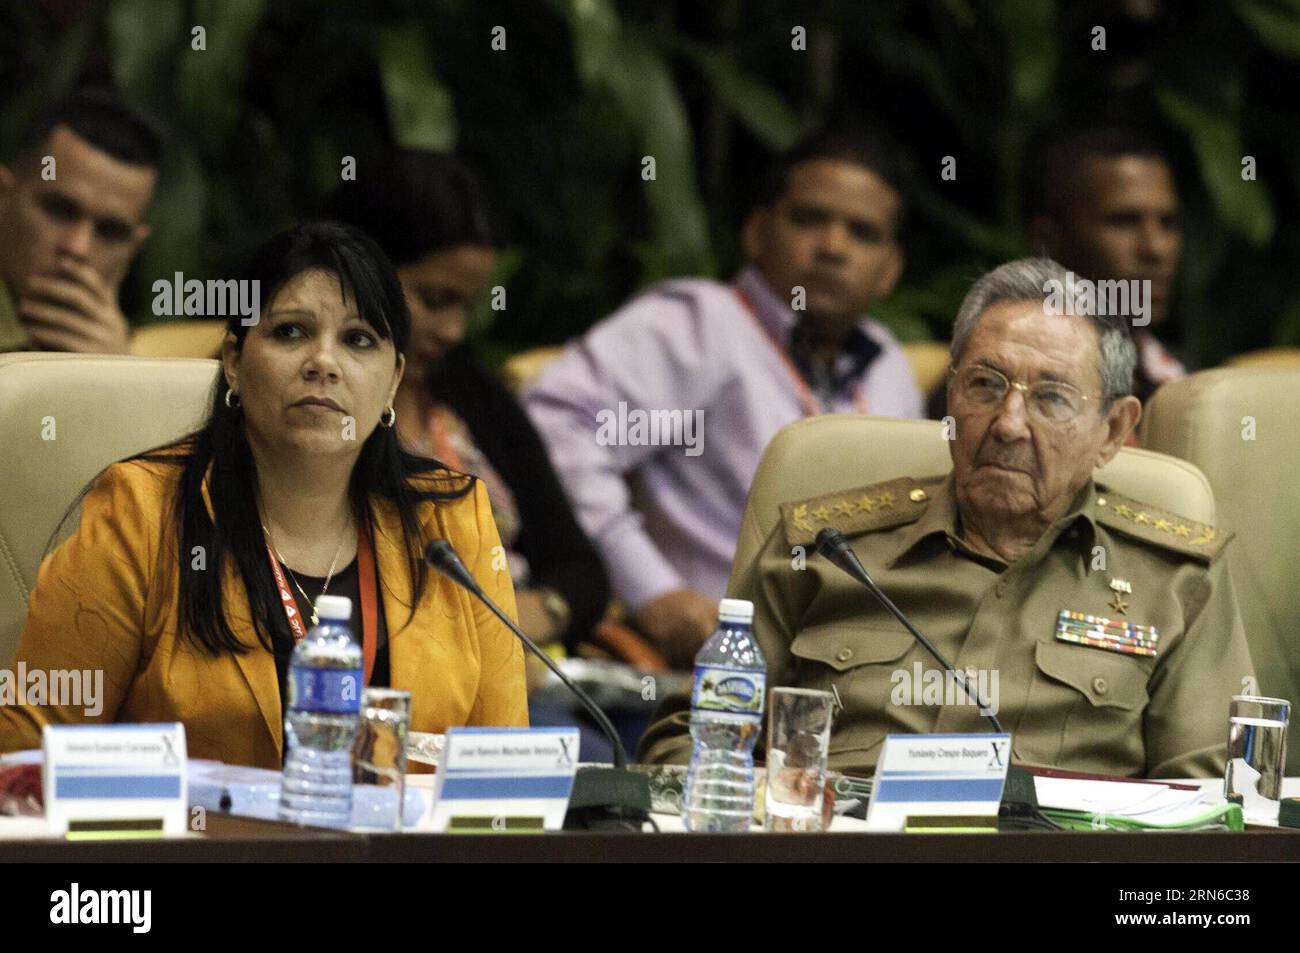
{"left": 0, "top": 221, "right": 528, "bottom": 769}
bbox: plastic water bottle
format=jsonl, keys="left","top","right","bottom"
{"left": 279, "top": 594, "right": 362, "bottom": 827}
{"left": 684, "top": 598, "right": 767, "bottom": 832}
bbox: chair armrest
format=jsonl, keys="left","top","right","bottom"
{"left": 585, "top": 620, "right": 671, "bottom": 673}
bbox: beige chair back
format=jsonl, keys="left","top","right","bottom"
{"left": 130, "top": 320, "right": 226, "bottom": 359}
{"left": 1143, "top": 367, "right": 1300, "bottom": 769}
{"left": 501, "top": 346, "right": 565, "bottom": 396}
{"left": 0, "top": 353, "right": 220, "bottom": 665}
{"left": 1224, "top": 347, "right": 1300, "bottom": 370}
{"left": 902, "top": 341, "right": 951, "bottom": 395}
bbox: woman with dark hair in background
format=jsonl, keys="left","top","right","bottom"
{"left": 324, "top": 151, "right": 610, "bottom": 656}
{"left": 0, "top": 221, "right": 528, "bottom": 768}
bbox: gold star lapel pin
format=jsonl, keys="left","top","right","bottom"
{"left": 1108, "top": 578, "right": 1131, "bottom": 615}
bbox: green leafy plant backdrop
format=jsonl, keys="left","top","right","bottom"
{"left": 4, "top": 0, "right": 1299, "bottom": 366}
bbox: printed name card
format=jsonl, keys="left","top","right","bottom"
{"left": 43, "top": 723, "right": 188, "bottom": 838}
{"left": 866, "top": 733, "right": 1012, "bottom": 832}
{"left": 430, "top": 727, "right": 580, "bottom": 833}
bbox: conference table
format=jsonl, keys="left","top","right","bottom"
{"left": 4, "top": 773, "right": 1300, "bottom": 863}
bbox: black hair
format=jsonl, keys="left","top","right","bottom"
{"left": 755, "top": 125, "right": 907, "bottom": 219}
{"left": 17, "top": 87, "right": 163, "bottom": 169}
{"left": 132, "top": 220, "right": 473, "bottom": 656}
{"left": 322, "top": 150, "right": 502, "bottom": 266}
{"left": 1025, "top": 125, "right": 1173, "bottom": 225}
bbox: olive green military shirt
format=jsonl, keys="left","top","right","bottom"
{"left": 638, "top": 473, "right": 1254, "bottom": 779}
{"left": 0, "top": 279, "right": 33, "bottom": 352}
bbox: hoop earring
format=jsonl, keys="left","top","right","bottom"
{"left": 224, "top": 389, "right": 240, "bottom": 409}
{"left": 379, "top": 406, "right": 397, "bottom": 428}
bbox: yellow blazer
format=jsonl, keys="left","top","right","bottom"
{"left": 0, "top": 455, "right": 528, "bottom": 768}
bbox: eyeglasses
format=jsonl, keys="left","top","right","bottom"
{"left": 948, "top": 365, "right": 1101, "bottom": 423}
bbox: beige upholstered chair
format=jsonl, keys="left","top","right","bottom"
{"left": 1142, "top": 367, "right": 1300, "bottom": 771}
{"left": 731, "top": 414, "right": 1216, "bottom": 589}
{"left": 0, "top": 354, "right": 220, "bottom": 665}
{"left": 501, "top": 346, "right": 565, "bottom": 396}
{"left": 130, "top": 320, "right": 225, "bottom": 359}
{"left": 901, "top": 341, "right": 951, "bottom": 396}
{"left": 1224, "top": 347, "right": 1300, "bottom": 370}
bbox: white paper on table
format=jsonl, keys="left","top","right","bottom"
{"left": 0, "top": 817, "right": 52, "bottom": 839}
{"left": 1034, "top": 777, "right": 1212, "bottom": 823}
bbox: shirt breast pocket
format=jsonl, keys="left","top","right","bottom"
{"left": 1034, "top": 640, "right": 1150, "bottom": 710}
{"left": 788, "top": 623, "right": 915, "bottom": 756}
{"left": 1028, "top": 640, "right": 1151, "bottom": 769}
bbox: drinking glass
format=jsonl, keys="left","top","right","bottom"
{"left": 353, "top": 688, "right": 411, "bottom": 831}
{"left": 1226, "top": 695, "right": 1290, "bottom": 824}
{"left": 764, "top": 687, "right": 834, "bottom": 832}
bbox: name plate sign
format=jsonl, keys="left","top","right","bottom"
{"left": 43, "top": 723, "right": 187, "bottom": 837}
{"left": 430, "top": 727, "right": 579, "bottom": 833}
{"left": 866, "top": 733, "right": 1011, "bottom": 832}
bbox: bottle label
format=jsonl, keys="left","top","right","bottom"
{"left": 289, "top": 667, "right": 363, "bottom": 714}
{"left": 691, "top": 665, "right": 766, "bottom": 718}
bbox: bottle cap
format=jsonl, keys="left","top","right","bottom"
{"left": 718, "top": 598, "right": 754, "bottom": 624}
{"left": 314, "top": 595, "right": 353, "bottom": 621}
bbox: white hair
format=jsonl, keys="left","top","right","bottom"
{"left": 949, "top": 257, "right": 1137, "bottom": 403}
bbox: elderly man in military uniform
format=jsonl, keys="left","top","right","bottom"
{"left": 640, "top": 257, "right": 1252, "bottom": 779}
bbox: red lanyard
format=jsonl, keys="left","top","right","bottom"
{"left": 264, "top": 525, "right": 379, "bottom": 685}
{"left": 735, "top": 287, "right": 869, "bottom": 417}
{"left": 426, "top": 403, "right": 466, "bottom": 472}
{"left": 265, "top": 543, "right": 309, "bottom": 642}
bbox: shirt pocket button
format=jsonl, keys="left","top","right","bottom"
{"left": 1092, "top": 676, "right": 1109, "bottom": 696}
{"left": 837, "top": 648, "right": 854, "bottom": 663}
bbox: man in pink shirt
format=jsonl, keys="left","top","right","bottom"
{"left": 524, "top": 129, "right": 922, "bottom": 668}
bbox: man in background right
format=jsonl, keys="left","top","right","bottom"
{"left": 1026, "top": 126, "right": 1186, "bottom": 405}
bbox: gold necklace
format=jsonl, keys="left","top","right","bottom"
{"left": 261, "top": 522, "right": 348, "bottom": 626}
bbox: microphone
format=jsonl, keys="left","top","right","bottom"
{"left": 424, "top": 540, "right": 651, "bottom": 830}
{"left": 814, "top": 527, "right": 1004, "bottom": 734}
